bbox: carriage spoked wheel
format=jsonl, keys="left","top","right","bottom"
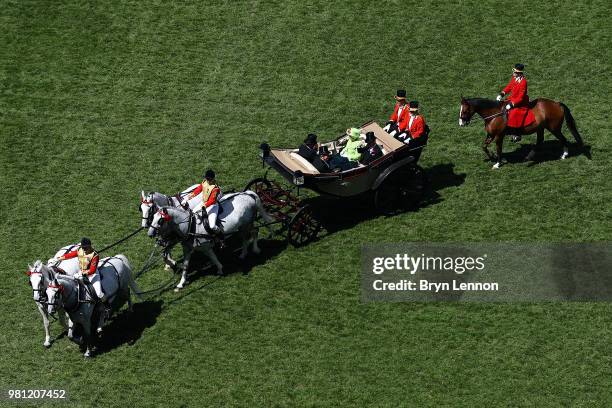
{"left": 244, "top": 177, "right": 272, "bottom": 194}
{"left": 287, "top": 204, "right": 321, "bottom": 247}
{"left": 374, "top": 165, "right": 427, "bottom": 214}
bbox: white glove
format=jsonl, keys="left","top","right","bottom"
{"left": 505, "top": 103, "right": 512, "bottom": 110}
{"left": 47, "top": 257, "right": 58, "bottom": 265}
{"left": 496, "top": 94, "right": 503, "bottom": 102}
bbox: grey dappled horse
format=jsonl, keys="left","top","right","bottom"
{"left": 27, "top": 244, "right": 80, "bottom": 347}
{"left": 45, "top": 254, "right": 141, "bottom": 358}
{"left": 147, "top": 191, "right": 273, "bottom": 290}
{"left": 139, "top": 186, "right": 201, "bottom": 228}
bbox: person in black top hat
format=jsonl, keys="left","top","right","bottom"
{"left": 298, "top": 133, "right": 319, "bottom": 162}
{"left": 384, "top": 89, "right": 410, "bottom": 138}
{"left": 315, "top": 145, "right": 334, "bottom": 173}
{"left": 358, "top": 131, "right": 383, "bottom": 165}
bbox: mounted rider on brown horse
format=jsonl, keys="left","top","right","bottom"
{"left": 459, "top": 63, "right": 584, "bottom": 169}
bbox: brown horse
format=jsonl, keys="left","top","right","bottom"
{"left": 459, "top": 97, "right": 584, "bottom": 169}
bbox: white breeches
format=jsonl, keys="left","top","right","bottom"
{"left": 206, "top": 204, "right": 219, "bottom": 230}
{"left": 89, "top": 273, "right": 105, "bottom": 300}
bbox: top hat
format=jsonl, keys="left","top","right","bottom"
{"left": 395, "top": 89, "right": 407, "bottom": 100}
{"left": 304, "top": 133, "right": 317, "bottom": 145}
{"left": 365, "top": 131, "right": 376, "bottom": 144}
{"left": 409, "top": 100, "right": 419, "bottom": 112}
{"left": 513, "top": 63, "right": 525, "bottom": 73}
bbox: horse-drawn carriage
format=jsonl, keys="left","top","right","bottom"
{"left": 246, "top": 120, "right": 429, "bottom": 246}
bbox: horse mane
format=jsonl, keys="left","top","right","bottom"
{"left": 466, "top": 97, "right": 501, "bottom": 109}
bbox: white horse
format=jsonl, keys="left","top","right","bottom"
{"left": 147, "top": 191, "right": 273, "bottom": 290}
{"left": 45, "top": 254, "right": 141, "bottom": 358}
{"left": 27, "top": 244, "right": 81, "bottom": 347}
{"left": 139, "top": 186, "right": 202, "bottom": 228}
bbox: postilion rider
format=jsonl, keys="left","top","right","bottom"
{"left": 54, "top": 237, "right": 109, "bottom": 313}
{"left": 182, "top": 169, "right": 224, "bottom": 240}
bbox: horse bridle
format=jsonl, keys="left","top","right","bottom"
{"left": 461, "top": 102, "right": 505, "bottom": 125}
{"left": 27, "top": 270, "right": 48, "bottom": 305}
{"left": 141, "top": 196, "right": 156, "bottom": 225}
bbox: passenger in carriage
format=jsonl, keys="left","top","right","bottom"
{"left": 322, "top": 128, "right": 362, "bottom": 172}
{"left": 383, "top": 89, "right": 410, "bottom": 138}
{"left": 358, "top": 131, "right": 383, "bottom": 165}
{"left": 298, "top": 133, "right": 319, "bottom": 161}
{"left": 298, "top": 133, "right": 332, "bottom": 173}
{"left": 316, "top": 145, "right": 334, "bottom": 173}
{"left": 397, "top": 101, "right": 426, "bottom": 145}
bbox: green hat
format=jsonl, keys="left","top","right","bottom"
{"left": 350, "top": 128, "right": 361, "bottom": 141}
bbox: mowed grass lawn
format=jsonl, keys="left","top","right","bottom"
{"left": 1, "top": 0, "right": 611, "bottom": 406}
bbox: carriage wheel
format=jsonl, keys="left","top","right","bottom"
{"left": 287, "top": 204, "right": 321, "bottom": 247}
{"left": 374, "top": 165, "right": 426, "bottom": 214}
{"left": 244, "top": 177, "right": 272, "bottom": 194}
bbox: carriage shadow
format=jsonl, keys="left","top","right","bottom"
{"left": 93, "top": 300, "right": 163, "bottom": 355}
{"left": 503, "top": 140, "right": 591, "bottom": 165}
{"left": 305, "top": 162, "right": 466, "bottom": 236}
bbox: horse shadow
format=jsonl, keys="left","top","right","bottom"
{"left": 186, "top": 237, "right": 287, "bottom": 278}
{"left": 304, "top": 162, "right": 466, "bottom": 237}
{"left": 93, "top": 300, "right": 163, "bottom": 355}
{"left": 504, "top": 140, "right": 592, "bottom": 165}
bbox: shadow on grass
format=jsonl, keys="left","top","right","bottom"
{"left": 94, "top": 300, "right": 163, "bottom": 355}
{"left": 154, "top": 162, "right": 465, "bottom": 290}
{"left": 182, "top": 238, "right": 287, "bottom": 278}
{"left": 304, "top": 162, "right": 466, "bottom": 236}
{"left": 504, "top": 141, "right": 591, "bottom": 165}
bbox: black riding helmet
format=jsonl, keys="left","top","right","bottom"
{"left": 204, "top": 169, "right": 215, "bottom": 180}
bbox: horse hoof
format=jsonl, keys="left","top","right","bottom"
{"left": 492, "top": 163, "right": 501, "bottom": 169}
{"left": 174, "top": 287, "right": 181, "bottom": 292}
{"left": 84, "top": 351, "right": 92, "bottom": 358}
{"left": 561, "top": 153, "right": 568, "bottom": 160}
{"left": 164, "top": 264, "right": 173, "bottom": 271}
{"left": 43, "top": 342, "right": 51, "bottom": 348}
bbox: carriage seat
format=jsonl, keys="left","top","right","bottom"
{"left": 289, "top": 151, "right": 320, "bottom": 174}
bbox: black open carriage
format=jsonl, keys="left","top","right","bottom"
{"left": 246, "top": 121, "right": 429, "bottom": 246}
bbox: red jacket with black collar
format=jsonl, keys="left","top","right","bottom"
{"left": 503, "top": 76, "right": 529, "bottom": 107}
{"left": 389, "top": 102, "right": 410, "bottom": 131}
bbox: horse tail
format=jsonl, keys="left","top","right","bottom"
{"left": 245, "top": 190, "right": 274, "bottom": 223}
{"left": 116, "top": 254, "right": 143, "bottom": 300}
{"left": 559, "top": 102, "right": 583, "bottom": 147}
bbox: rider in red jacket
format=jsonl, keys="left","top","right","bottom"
{"left": 498, "top": 63, "right": 529, "bottom": 110}
{"left": 497, "top": 63, "right": 531, "bottom": 140}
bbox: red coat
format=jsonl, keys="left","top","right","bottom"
{"left": 63, "top": 249, "right": 99, "bottom": 276}
{"left": 407, "top": 114, "right": 426, "bottom": 139}
{"left": 191, "top": 181, "right": 220, "bottom": 208}
{"left": 389, "top": 102, "right": 410, "bottom": 131}
{"left": 502, "top": 76, "right": 529, "bottom": 107}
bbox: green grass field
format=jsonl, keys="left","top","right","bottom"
{"left": 1, "top": 0, "right": 611, "bottom": 406}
